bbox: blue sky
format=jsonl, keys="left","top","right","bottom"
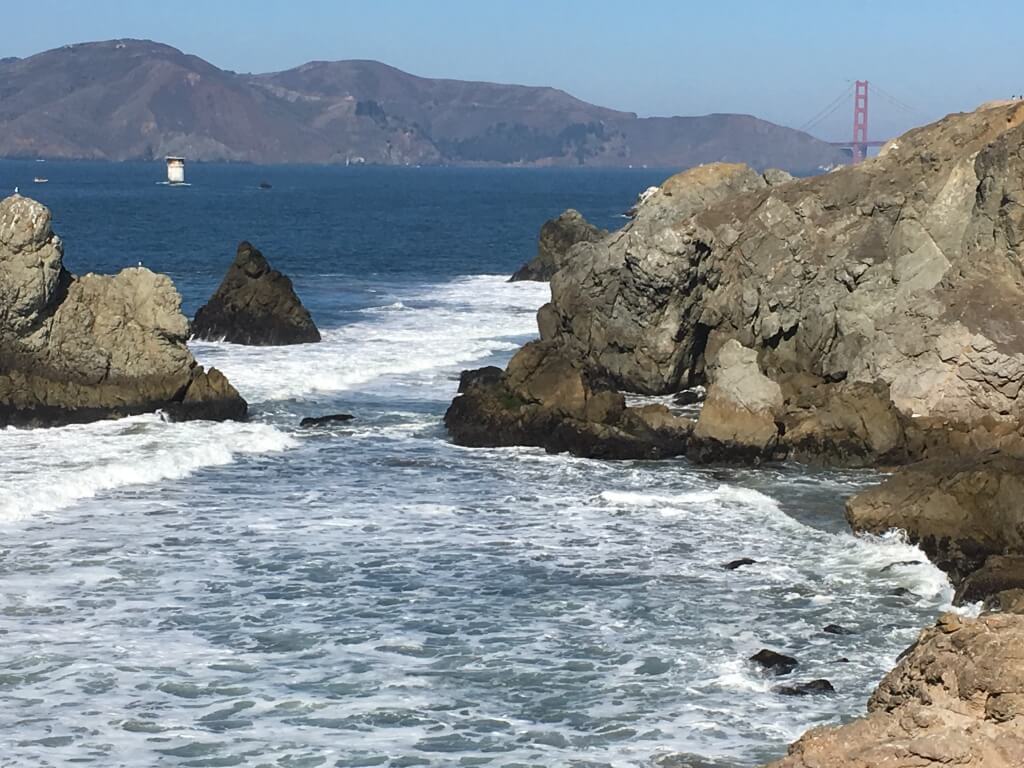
{"left": 3, "top": 0, "right": 1021, "bottom": 141}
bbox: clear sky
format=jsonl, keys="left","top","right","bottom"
{"left": 3, "top": 0, "right": 1021, "bottom": 142}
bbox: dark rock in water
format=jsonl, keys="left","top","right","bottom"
{"left": 258, "top": 181, "right": 272, "bottom": 189}
{"left": 192, "top": 241, "right": 320, "bottom": 346}
{"left": 823, "top": 624, "right": 855, "bottom": 635}
{"left": 300, "top": 413, "right": 355, "bottom": 428}
{"left": 879, "top": 560, "right": 924, "bottom": 573}
{"left": 774, "top": 679, "right": 835, "bottom": 696}
{"left": 723, "top": 558, "right": 756, "bottom": 570}
{"left": 954, "top": 555, "right": 1024, "bottom": 605}
{"left": 509, "top": 209, "right": 606, "bottom": 282}
{"left": 750, "top": 649, "right": 798, "bottom": 675}
{"left": 673, "top": 388, "right": 705, "bottom": 406}
{"left": 0, "top": 194, "right": 247, "bottom": 428}
{"left": 458, "top": 366, "right": 503, "bottom": 393}
{"left": 833, "top": 657, "right": 850, "bottom": 663}
{"left": 445, "top": 341, "right": 694, "bottom": 460}
{"left": 653, "top": 753, "right": 739, "bottom": 768}
{"left": 889, "top": 587, "right": 912, "bottom": 597}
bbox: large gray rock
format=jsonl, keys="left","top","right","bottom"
{"left": 765, "top": 612, "right": 1024, "bottom": 768}
{"left": 543, "top": 105, "right": 1024, "bottom": 450}
{"left": 690, "top": 339, "right": 783, "bottom": 461}
{"left": 0, "top": 194, "right": 246, "bottom": 427}
{"left": 192, "top": 241, "right": 320, "bottom": 345}
{"left": 509, "top": 209, "right": 606, "bottom": 282}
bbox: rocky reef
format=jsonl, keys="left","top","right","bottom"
{"left": 192, "top": 241, "right": 320, "bottom": 345}
{"left": 0, "top": 194, "right": 246, "bottom": 427}
{"left": 509, "top": 209, "right": 606, "bottom": 282}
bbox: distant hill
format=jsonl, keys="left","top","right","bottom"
{"left": 0, "top": 39, "right": 847, "bottom": 172}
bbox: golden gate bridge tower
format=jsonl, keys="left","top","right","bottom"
{"left": 802, "top": 80, "right": 912, "bottom": 164}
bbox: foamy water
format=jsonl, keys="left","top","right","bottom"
{"left": 0, "top": 275, "right": 950, "bottom": 767}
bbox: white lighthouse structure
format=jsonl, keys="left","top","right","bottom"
{"left": 165, "top": 156, "right": 186, "bottom": 185}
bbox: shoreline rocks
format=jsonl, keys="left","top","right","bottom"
{"left": 766, "top": 612, "right": 1024, "bottom": 767}
{"left": 0, "top": 194, "right": 246, "bottom": 428}
{"left": 192, "top": 241, "right": 320, "bottom": 345}
{"left": 509, "top": 209, "right": 606, "bottom": 282}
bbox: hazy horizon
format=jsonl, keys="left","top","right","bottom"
{"left": 4, "top": 0, "right": 1021, "bottom": 144}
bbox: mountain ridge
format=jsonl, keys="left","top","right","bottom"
{"left": 0, "top": 39, "right": 847, "bottom": 171}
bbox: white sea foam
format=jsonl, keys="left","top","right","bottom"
{"left": 0, "top": 415, "right": 296, "bottom": 520}
{"left": 190, "top": 275, "right": 549, "bottom": 403}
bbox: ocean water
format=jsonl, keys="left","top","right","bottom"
{"left": 0, "top": 161, "right": 953, "bottom": 767}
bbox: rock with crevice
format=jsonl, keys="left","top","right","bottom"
{"left": 765, "top": 612, "right": 1024, "bottom": 768}
{"left": 192, "top": 241, "right": 320, "bottom": 345}
{"left": 0, "top": 194, "right": 246, "bottom": 427}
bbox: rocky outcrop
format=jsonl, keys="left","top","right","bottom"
{"left": 444, "top": 340, "right": 693, "bottom": 459}
{"left": 766, "top": 612, "right": 1024, "bottom": 768}
{"left": 846, "top": 455, "right": 1024, "bottom": 585}
{"left": 509, "top": 209, "right": 606, "bottom": 282}
{"left": 192, "top": 241, "right": 320, "bottom": 345}
{"left": 539, "top": 104, "right": 1024, "bottom": 458}
{"left": 0, "top": 194, "right": 246, "bottom": 427}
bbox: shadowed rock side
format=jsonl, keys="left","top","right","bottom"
{"left": 766, "top": 612, "right": 1024, "bottom": 768}
{"left": 444, "top": 341, "right": 693, "bottom": 459}
{"left": 0, "top": 194, "right": 246, "bottom": 427}
{"left": 509, "top": 209, "right": 606, "bottom": 282}
{"left": 192, "top": 241, "right": 320, "bottom": 346}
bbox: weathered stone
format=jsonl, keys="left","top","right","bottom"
{"left": 192, "top": 241, "right": 320, "bottom": 345}
{"left": 765, "top": 613, "right": 1024, "bottom": 768}
{"left": 509, "top": 209, "right": 606, "bottom": 282}
{"left": 299, "top": 413, "right": 355, "bottom": 428}
{"left": 691, "top": 340, "right": 783, "bottom": 461}
{"left": 0, "top": 194, "right": 246, "bottom": 427}
{"left": 774, "top": 679, "right": 835, "bottom": 696}
{"left": 846, "top": 455, "right": 1024, "bottom": 584}
{"left": 750, "top": 649, "right": 799, "bottom": 675}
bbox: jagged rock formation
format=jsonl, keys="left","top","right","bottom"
{"left": 767, "top": 612, "right": 1024, "bottom": 768}
{"left": 451, "top": 103, "right": 1024, "bottom": 467}
{"left": 0, "top": 194, "right": 246, "bottom": 427}
{"left": 192, "top": 241, "right": 320, "bottom": 346}
{"left": 509, "top": 209, "right": 606, "bottom": 282}
{"left": 548, "top": 104, "right": 1024, "bottom": 435}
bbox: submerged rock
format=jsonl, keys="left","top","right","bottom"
{"left": 774, "top": 679, "right": 835, "bottom": 696}
{"left": 822, "top": 624, "right": 855, "bottom": 635}
{"left": 509, "top": 209, "right": 606, "bottom": 282}
{"left": 299, "top": 413, "right": 354, "bottom": 428}
{"left": 192, "top": 241, "right": 320, "bottom": 345}
{"left": 750, "top": 649, "right": 798, "bottom": 675}
{"left": 766, "top": 612, "right": 1024, "bottom": 767}
{"left": 723, "top": 557, "right": 757, "bottom": 570}
{"left": 0, "top": 194, "right": 246, "bottom": 427}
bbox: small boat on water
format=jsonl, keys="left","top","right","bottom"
{"left": 259, "top": 181, "right": 272, "bottom": 189}
{"left": 33, "top": 177, "right": 48, "bottom": 184}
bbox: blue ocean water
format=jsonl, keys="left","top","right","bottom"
{"left": 0, "top": 160, "right": 952, "bottom": 767}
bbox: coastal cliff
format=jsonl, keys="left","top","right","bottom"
{"left": 0, "top": 193, "right": 246, "bottom": 426}
{"left": 447, "top": 102, "right": 1024, "bottom": 764}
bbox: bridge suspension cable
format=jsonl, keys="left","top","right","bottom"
{"left": 799, "top": 83, "right": 855, "bottom": 133}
